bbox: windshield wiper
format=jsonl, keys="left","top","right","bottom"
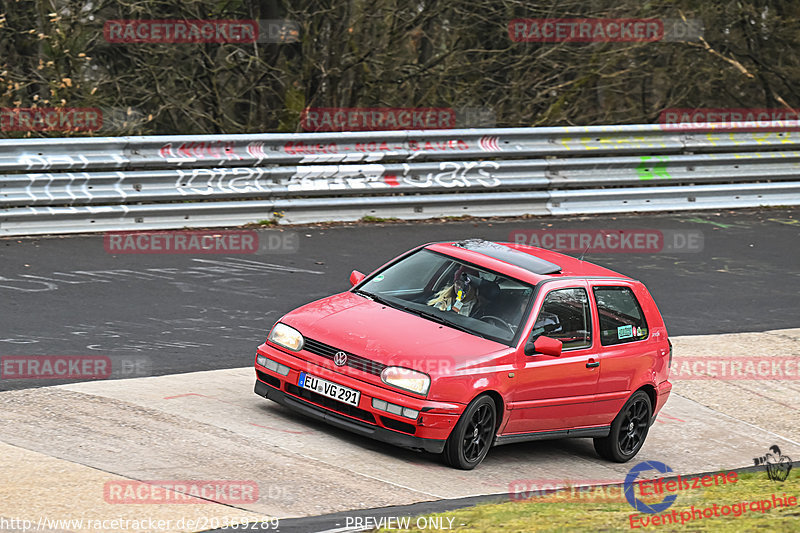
{"left": 353, "top": 288, "right": 373, "bottom": 300}
{"left": 353, "top": 289, "right": 399, "bottom": 309}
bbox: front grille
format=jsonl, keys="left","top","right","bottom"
{"left": 285, "top": 383, "right": 376, "bottom": 424}
{"left": 256, "top": 370, "right": 281, "bottom": 389}
{"left": 380, "top": 416, "right": 417, "bottom": 435}
{"left": 303, "top": 337, "right": 386, "bottom": 376}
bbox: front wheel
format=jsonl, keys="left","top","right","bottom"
{"left": 442, "top": 395, "right": 496, "bottom": 470}
{"left": 594, "top": 390, "right": 652, "bottom": 462}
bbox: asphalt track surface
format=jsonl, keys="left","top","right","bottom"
{"left": 0, "top": 208, "right": 798, "bottom": 532}
{"left": 1, "top": 208, "right": 799, "bottom": 391}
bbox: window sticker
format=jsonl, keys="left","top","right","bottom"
{"left": 593, "top": 286, "right": 649, "bottom": 346}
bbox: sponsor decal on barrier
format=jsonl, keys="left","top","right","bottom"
{"left": 156, "top": 138, "right": 475, "bottom": 163}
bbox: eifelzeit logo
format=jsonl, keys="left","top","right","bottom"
{"left": 754, "top": 445, "right": 793, "bottom": 482}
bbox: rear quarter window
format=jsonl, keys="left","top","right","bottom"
{"left": 592, "top": 286, "right": 649, "bottom": 345}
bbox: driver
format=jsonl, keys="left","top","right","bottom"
{"left": 427, "top": 267, "right": 499, "bottom": 318}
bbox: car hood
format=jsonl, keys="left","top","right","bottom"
{"left": 280, "top": 291, "right": 509, "bottom": 373}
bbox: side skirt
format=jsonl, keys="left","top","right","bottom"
{"left": 493, "top": 426, "right": 611, "bottom": 446}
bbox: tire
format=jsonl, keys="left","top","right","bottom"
{"left": 594, "top": 390, "right": 652, "bottom": 463}
{"left": 442, "top": 395, "right": 496, "bottom": 470}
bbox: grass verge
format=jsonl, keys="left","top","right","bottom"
{"left": 378, "top": 467, "right": 799, "bottom": 532}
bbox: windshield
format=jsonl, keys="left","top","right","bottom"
{"left": 356, "top": 249, "right": 534, "bottom": 345}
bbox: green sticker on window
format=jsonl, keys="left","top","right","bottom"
{"left": 617, "top": 325, "right": 633, "bottom": 339}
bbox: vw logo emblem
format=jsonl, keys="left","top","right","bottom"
{"left": 333, "top": 351, "right": 348, "bottom": 367}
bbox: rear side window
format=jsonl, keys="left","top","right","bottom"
{"left": 592, "top": 286, "right": 648, "bottom": 345}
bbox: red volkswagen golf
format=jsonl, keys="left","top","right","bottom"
{"left": 253, "top": 239, "right": 672, "bottom": 469}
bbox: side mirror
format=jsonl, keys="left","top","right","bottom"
{"left": 524, "top": 335, "right": 563, "bottom": 357}
{"left": 349, "top": 270, "right": 366, "bottom": 286}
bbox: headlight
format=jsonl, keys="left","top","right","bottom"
{"left": 268, "top": 323, "right": 304, "bottom": 352}
{"left": 380, "top": 366, "right": 431, "bottom": 396}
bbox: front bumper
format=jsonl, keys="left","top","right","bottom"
{"left": 253, "top": 343, "right": 464, "bottom": 454}
{"left": 254, "top": 378, "right": 447, "bottom": 454}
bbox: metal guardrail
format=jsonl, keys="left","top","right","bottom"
{"left": 2, "top": 123, "right": 800, "bottom": 235}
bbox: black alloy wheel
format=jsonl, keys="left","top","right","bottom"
{"left": 594, "top": 390, "right": 652, "bottom": 462}
{"left": 443, "top": 395, "right": 496, "bottom": 470}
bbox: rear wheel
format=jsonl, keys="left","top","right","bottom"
{"left": 594, "top": 390, "right": 651, "bottom": 462}
{"left": 442, "top": 395, "right": 496, "bottom": 470}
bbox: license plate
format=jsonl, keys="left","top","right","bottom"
{"left": 298, "top": 372, "right": 361, "bottom": 407}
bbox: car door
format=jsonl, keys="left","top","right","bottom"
{"left": 503, "top": 281, "right": 600, "bottom": 434}
{"left": 582, "top": 282, "right": 657, "bottom": 427}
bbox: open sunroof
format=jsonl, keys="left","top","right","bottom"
{"left": 452, "top": 239, "right": 562, "bottom": 275}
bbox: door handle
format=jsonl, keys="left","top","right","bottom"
{"left": 586, "top": 360, "right": 600, "bottom": 368}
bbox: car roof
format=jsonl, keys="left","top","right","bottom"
{"left": 425, "top": 239, "right": 630, "bottom": 285}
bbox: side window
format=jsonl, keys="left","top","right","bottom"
{"left": 531, "top": 288, "right": 592, "bottom": 350}
{"left": 593, "top": 286, "right": 649, "bottom": 345}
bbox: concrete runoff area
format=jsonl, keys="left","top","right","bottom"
{"left": 0, "top": 329, "right": 797, "bottom": 532}
{"left": 0, "top": 442, "right": 271, "bottom": 533}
